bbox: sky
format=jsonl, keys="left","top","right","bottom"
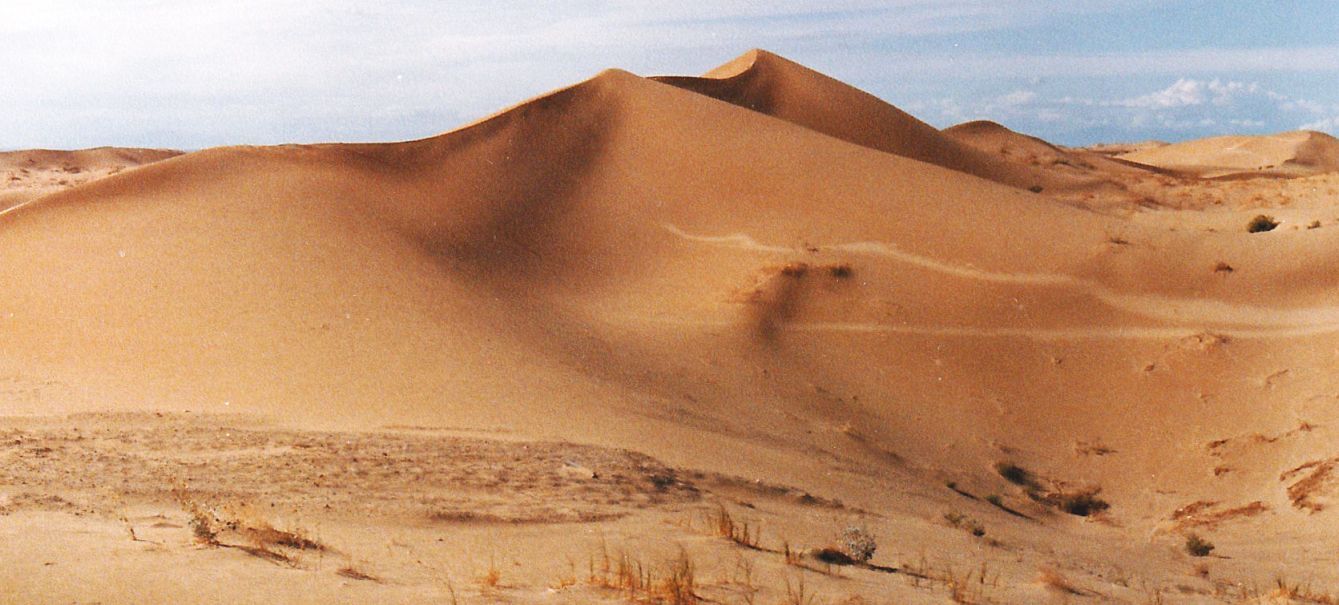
{"left": 2, "top": 1, "right": 1337, "bottom": 149}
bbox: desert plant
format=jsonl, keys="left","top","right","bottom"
{"left": 1185, "top": 533, "right": 1215, "bottom": 557}
{"left": 478, "top": 554, "right": 502, "bottom": 590}
{"left": 840, "top": 526, "right": 877, "bottom": 563}
{"left": 783, "top": 574, "right": 817, "bottom": 605}
{"left": 1247, "top": 214, "right": 1279, "bottom": 233}
{"left": 1044, "top": 488, "right": 1110, "bottom": 517}
{"left": 708, "top": 505, "right": 759, "bottom": 549}
{"left": 660, "top": 550, "right": 697, "bottom": 605}
{"left": 336, "top": 566, "right": 380, "bottom": 582}
{"left": 943, "top": 512, "right": 986, "bottom": 537}
{"left": 995, "top": 462, "right": 1037, "bottom": 488}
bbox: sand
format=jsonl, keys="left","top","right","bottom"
{"left": 0, "top": 147, "right": 181, "bottom": 213}
{"left": 3, "top": 49, "right": 1339, "bottom": 604}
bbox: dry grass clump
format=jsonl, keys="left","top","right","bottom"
{"left": 172, "top": 487, "right": 324, "bottom": 566}
{"left": 942, "top": 512, "right": 986, "bottom": 537}
{"left": 707, "top": 505, "right": 760, "bottom": 549}
{"left": 1272, "top": 578, "right": 1339, "bottom": 604}
{"left": 904, "top": 556, "right": 999, "bottom": 604}
{"left": 783, "top": 573, "right": 818, "bottom": 605}
{"left": 1037, "top": 568, "right": 1087, "bottom": 596}
{"left": 586, "top": 543, "right": 698, "bottom": 605}
{"left": 479, "top": 563, "right": 502, "bottom": 589}
{"left": 336, "top": 566, "right": 380, "bottom": 582}
{"left": 1042, "top": 487, "right": 1110, "bottom": 517}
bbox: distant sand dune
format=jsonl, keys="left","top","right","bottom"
{"left": 1118, "top": 130, "right": 1339, "bottom": 178}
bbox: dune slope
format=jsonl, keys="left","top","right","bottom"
{"left": 5, "top": 53, "right": 1339, "bottom": 582}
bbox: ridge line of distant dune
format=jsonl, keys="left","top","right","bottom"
{"left": 661, "top": 223, "right": 1339, "bottom": 331}
{"left": 0, "top": 197, "right": 42, "bottom": 220}
{"left": 626, "top": 316, "right": 1339, "bottom": 340}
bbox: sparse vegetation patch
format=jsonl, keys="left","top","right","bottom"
{"left": 1185, "top": 533, "right": 1215, "bottom": 557}
{"left": 1247, "top": 214, "right": 1279, "bottom": 233}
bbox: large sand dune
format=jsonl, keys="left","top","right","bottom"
{"left": 5, "top": 51, "right": 1339, "bottom": 603}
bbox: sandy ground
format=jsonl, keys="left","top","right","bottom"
{"left": 5, "top": 50, "right": 1339, "bottom": 604}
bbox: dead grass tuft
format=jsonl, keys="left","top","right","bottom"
{"left": 588, "top": 545, "right": 698, "bottom": 604}
{"left": 1038, "top": 568, "right": 1087, "bottom": 595}
{"left": 337, "top": 566, "right": 380, "bottom": 582}
{"left": 707, "top": 504, "right": 760, "bottom": 549}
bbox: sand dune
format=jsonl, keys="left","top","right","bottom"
{"left": 6, "top": 50, "right": 1339, "bottom": 603}
{"left": 0, "top": 147, "right": 180, "bottom": 212}
{"left": 1119, "top": 130, "right": 1339, "bottom": 178}
{"left": 653, "top": 50, "right": 1080, "bottom": 192}
{"left": 945, "top": 119, "right": 1158, "bottom": 176}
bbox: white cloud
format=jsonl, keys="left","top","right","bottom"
{"left": 996, "top": 90, "right": 1038, "bottom": 106}
{"left": 925, "top": 77, "right": 1338, "bottom": 142}
{"left": 1118, "top": 79, "right": 1206, "bottom": 108}
{"left": 1115, "top": 78, "right": 1260, "bottom": 109}
{"left": 1300, "top": 117, "right": 1339, "bottom": 133}
{"left": 867, "top": 46, "right": 1339, "bottom": 78}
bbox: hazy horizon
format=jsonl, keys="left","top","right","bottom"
{"left": 3, "top": 1, "right": 1337, "bottom": 150}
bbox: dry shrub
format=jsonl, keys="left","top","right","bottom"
{"left": 1247, "top": 214, "right": 1279, "bottom": 233}
{"left": 995, "top": 462, "right": 1038, "bottom": 489}
{"left": 1038, "top": 568, "right": 1085, "bottom": 595}
{"left": 1042, "top": 487, "right": 1110, "bottom": 517}
{"left": 337, "top": 566, "right": 380, "bottom": 582}
{"left": 708, "top": 505, "right": 760, "bottom": 549}
{"left": 943, "top": 512, "right": 986, "bottom": 537}
{"left": 172, "top": 487, "right": 324, "bottom": 566}
{"left": 1184, "top": 533, "right": 1214, "bottom": 557}
{"left": 840, "top": 526, "right": 876, "bottom": 563}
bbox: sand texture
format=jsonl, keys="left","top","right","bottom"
{"left": 4, "top": 50, "right": 1339, "bottom": 604}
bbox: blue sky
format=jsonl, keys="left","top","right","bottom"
{"left": 2, "top": 1, "right": 1337, "bottom": 149}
